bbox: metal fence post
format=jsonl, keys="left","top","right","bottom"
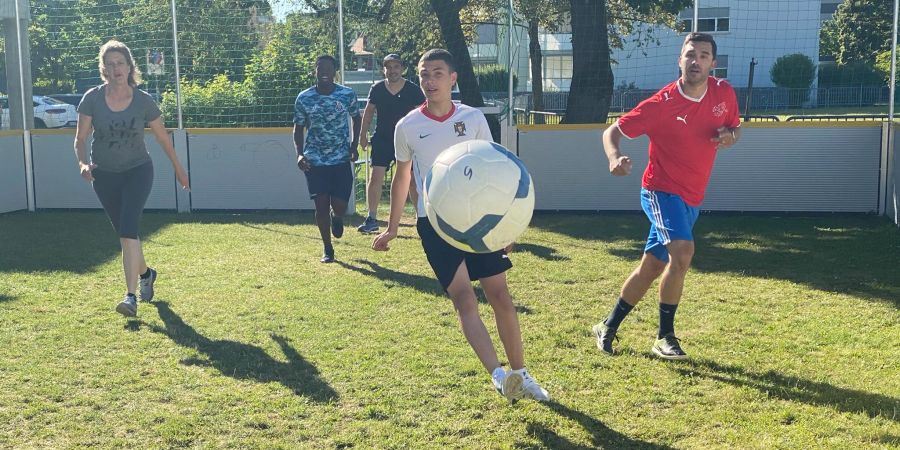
{"left": 170, "top": 0, "right": 183, "bottom": 129}
{"left": 14, "top": 0, "right": 35, "bottom": 212}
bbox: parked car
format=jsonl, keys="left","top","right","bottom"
{"left": 0, "top": 95, "right": 78, "bottom": 129}
{"left": 47, "top": 93, "right": 85, "bottom": 107}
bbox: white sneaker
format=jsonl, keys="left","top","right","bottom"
{"left": 503, "top": 371, "right": 550, "bottom": 402}
{"left": 116, "top": 294, "right": 138, "bottom": 317}
{"left": 491, "top": 368, "right": 506, "bottom": 395}
{"left": 139, "top": 267, "right": 157, "bottom": 301}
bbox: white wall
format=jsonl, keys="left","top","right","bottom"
{"left": 0, "top": 133, "right": 27, "bottom": 213}
{"left": 5, "top": 125, "right": 885, "bottom": 214}
{"left": 29, "top": 131, "right": 176, "bottom": 209}
{"left": 517, "top": 123, "right": 882, "bottom": 212}
{"left": 186, "top": 130, "right": 319, "bottom": 210}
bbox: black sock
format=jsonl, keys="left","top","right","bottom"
{"left": 140, "top": 268, "right": 152, "bottom": 279}
{"left": 658, "top": 303, "right": 679, "bottom": 338}
{"left": 604, "top": 297, "right": 634, "bottom": 329}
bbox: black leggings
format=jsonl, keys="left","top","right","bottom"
{"left": 92, "top": 161, "right": 154, "bottom": 239}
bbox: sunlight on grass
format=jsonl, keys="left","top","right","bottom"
{"left": 0, "top": 211, "right": 897, "bottom": 448}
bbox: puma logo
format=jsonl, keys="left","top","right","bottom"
{"left": 663, "top": 92, "right": 672, "bottom": 101}
{"left": 676, "top": 115, "right": 688, "bottom": 125}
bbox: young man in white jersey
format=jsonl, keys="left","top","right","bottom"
{"left": 372, "top": 49, "right": 549, "bottom": 402}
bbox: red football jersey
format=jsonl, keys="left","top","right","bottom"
{"left": 616, "top": 77, "right": 741, "bottom": 207}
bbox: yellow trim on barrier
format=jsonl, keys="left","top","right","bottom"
{"left": 30, "top": 128, "right": 76, "bottom": 135}
{"left": 518, "top": 123, "right": 608, "bottom": 132}
{"left": 0, "top": 130, "right": 24, "bottom": 137}
{"left": 743, "top": 121, "right": 883, "bottom": 128}
{"left": 517, "top": 121, "right": 884, "bottom": 132}
{"left": 186, "top": 127, "right": 291, "bottom": 134}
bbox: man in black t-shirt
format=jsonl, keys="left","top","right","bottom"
{"left": 357, "top": 53, "right": 426, "bottom": 234}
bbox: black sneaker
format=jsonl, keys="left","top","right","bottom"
{"left": 592, "top": 322, "right": 618, "bottom": 355}
{"left": 652, "top": 333, "right": 688, "bottom": 360}
{"left": 357, "top": 216, "right": 379, "bottom": 234}
{"left": 320, "top": 247, "right": 335, "bottom": 263}
{"left": 331, "top": 213, "right": 344, "bottom": 238}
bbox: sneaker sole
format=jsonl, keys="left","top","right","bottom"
{"left": 116, "top": 303, "right": 137, "bottom": 317}
{"left": 592, "top": 325, "right": 615, "bottom": 356}
{"left": 651, "top": 346, "right": 688, "bottom": 360}
{"left": 502, "top": 372, "right": 524, "bottom": 403}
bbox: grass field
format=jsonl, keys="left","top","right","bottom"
{"left": 0, "top": 210, "right": 898, "bottom": 449}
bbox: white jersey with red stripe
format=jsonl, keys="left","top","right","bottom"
{"left": 394, "top": 103, "right": 492, "bottom": 217}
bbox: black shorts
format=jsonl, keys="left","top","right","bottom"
{"left": 417, "top": 217, "right": 512, "bottom": 291}
{"left": 370, "top": 138, "right": 395, "bottom": 168}
{"left": 92, "top": 160, "right": 154, "bottom": 239}
{"left": 304, "top": 162, "right": 353, "bottom": 201}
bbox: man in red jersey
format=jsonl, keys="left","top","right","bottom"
{"left": 592, "top": 32, "right": 741, "bottom": 360}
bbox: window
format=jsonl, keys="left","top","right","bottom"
{"left": 475, "top": 24, "right": 497, "bottom": 45}
{"left": 541, "top": 54, "right": 573, "bottom": 91}
{"left": 712, "top": 54, "right": 728, "bottom": 78}
{"left": 679, "top": 7, "right": 729, "bottom": 33}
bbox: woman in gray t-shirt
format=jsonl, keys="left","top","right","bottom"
{"left": 74, "top": 40, "right": 190, "bottom": 318}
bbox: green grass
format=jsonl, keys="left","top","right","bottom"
{"left": 0, "top": 210, "right": 898, "bottom": 449}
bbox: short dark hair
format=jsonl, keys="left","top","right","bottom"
{"left": 315, "top": 55, "right": 337, "bottom": 68}
{"left": 419, "top": 49, "right": 455, "bottom": 73}
{"left": 683, "top": 32, "right": 717, "bottom": 59}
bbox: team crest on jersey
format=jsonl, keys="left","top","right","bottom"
{"left": 335, "top": 102, "right": 345, "bottom": 112}
{"left": 453, "top": 121, "right": 467, "bottom": 136}
{"left": 712, "top": 102, "right": 727, "bottom": 117}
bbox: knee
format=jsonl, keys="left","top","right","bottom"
{"left": 487, "top": 294, "right": 515, "bottom": 316}
{"left": 639, "top": 256, "right": 667, "bottom": 279}
{"left": 667, "top": 247, "right": 694, "bottom": 272}
{"left": 451, "top": 294, "right": 479, "bottom": 317}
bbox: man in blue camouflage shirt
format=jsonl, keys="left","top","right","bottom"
{"left": 294, "top": 55, "right": 362, "bottom": 263}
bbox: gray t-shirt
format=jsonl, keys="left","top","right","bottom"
{"left": 77, "top": 85, "right": 162, "bottom": 172}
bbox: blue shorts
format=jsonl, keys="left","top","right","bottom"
{"left": 640, "top": 189, "right": 700, "bottom": 263}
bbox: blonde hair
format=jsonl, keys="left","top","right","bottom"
{"left": 98, "top": 40, "right": 142, "bottom": 87}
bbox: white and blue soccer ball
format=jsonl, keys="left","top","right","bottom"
{"left": 424, "top": 139, "right": 535, "bottom": 253}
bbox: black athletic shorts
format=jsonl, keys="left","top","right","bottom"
{"left": 304, "top": 162, "right": 353, "bottom": 201}
{"left": 92, "top": 160, "right": 154, "bottom": 239}
{"left": 416, "top": 217, "right": 512, "bottom": 291}
{"left": 370, "top": 138, "right": 395, "bottom": 168}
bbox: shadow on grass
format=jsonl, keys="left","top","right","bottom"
{"left": 336, "top": 259, "right": 444, "bottom": 296}
{"left": 0, "top": 294, "right": 14, "bottom": 303}
{"left": 336, "top": 259, "right": 533, "bottom": 314}
{"left": 513, "top": 243, "right": 570, "bottom": 261}
{"left": 532, "top": 214, "right": 900, "bottom": 307}
{"left": 523, "top": 401, "right": 674, "bottom": 449}
{"left": 147, "top": 301, "right": 338, "bottom": 402}
{"left": 671, "top": 357, "right": 900, "bottom": 422}
{"left": 0, "top": 211, "right": 313, "bottom": 275}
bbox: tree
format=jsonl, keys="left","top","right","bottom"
{"left": 515, "top": 0, "right": 567, "bottom": 123}
{"left": 770, "top": 53, "right": 815, "bottom": 107}
{"left": 429, "top": 0, "right": 501, "bottom": 141}
{"left": 820, "top": 0, "right": 894, "bottom": 65}
{"left": 874, "top": 47, "right": 898, "bottom": 86}
{"left": 563, "top": 0, "right": 690, "bottom": 123}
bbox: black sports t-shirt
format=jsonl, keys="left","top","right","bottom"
{"left": 367, "top": 80, "right": 425, "bottom": 143}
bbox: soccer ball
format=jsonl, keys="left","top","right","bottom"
{"left": 424, "top": 139, "right": 534, "bottom": 253}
